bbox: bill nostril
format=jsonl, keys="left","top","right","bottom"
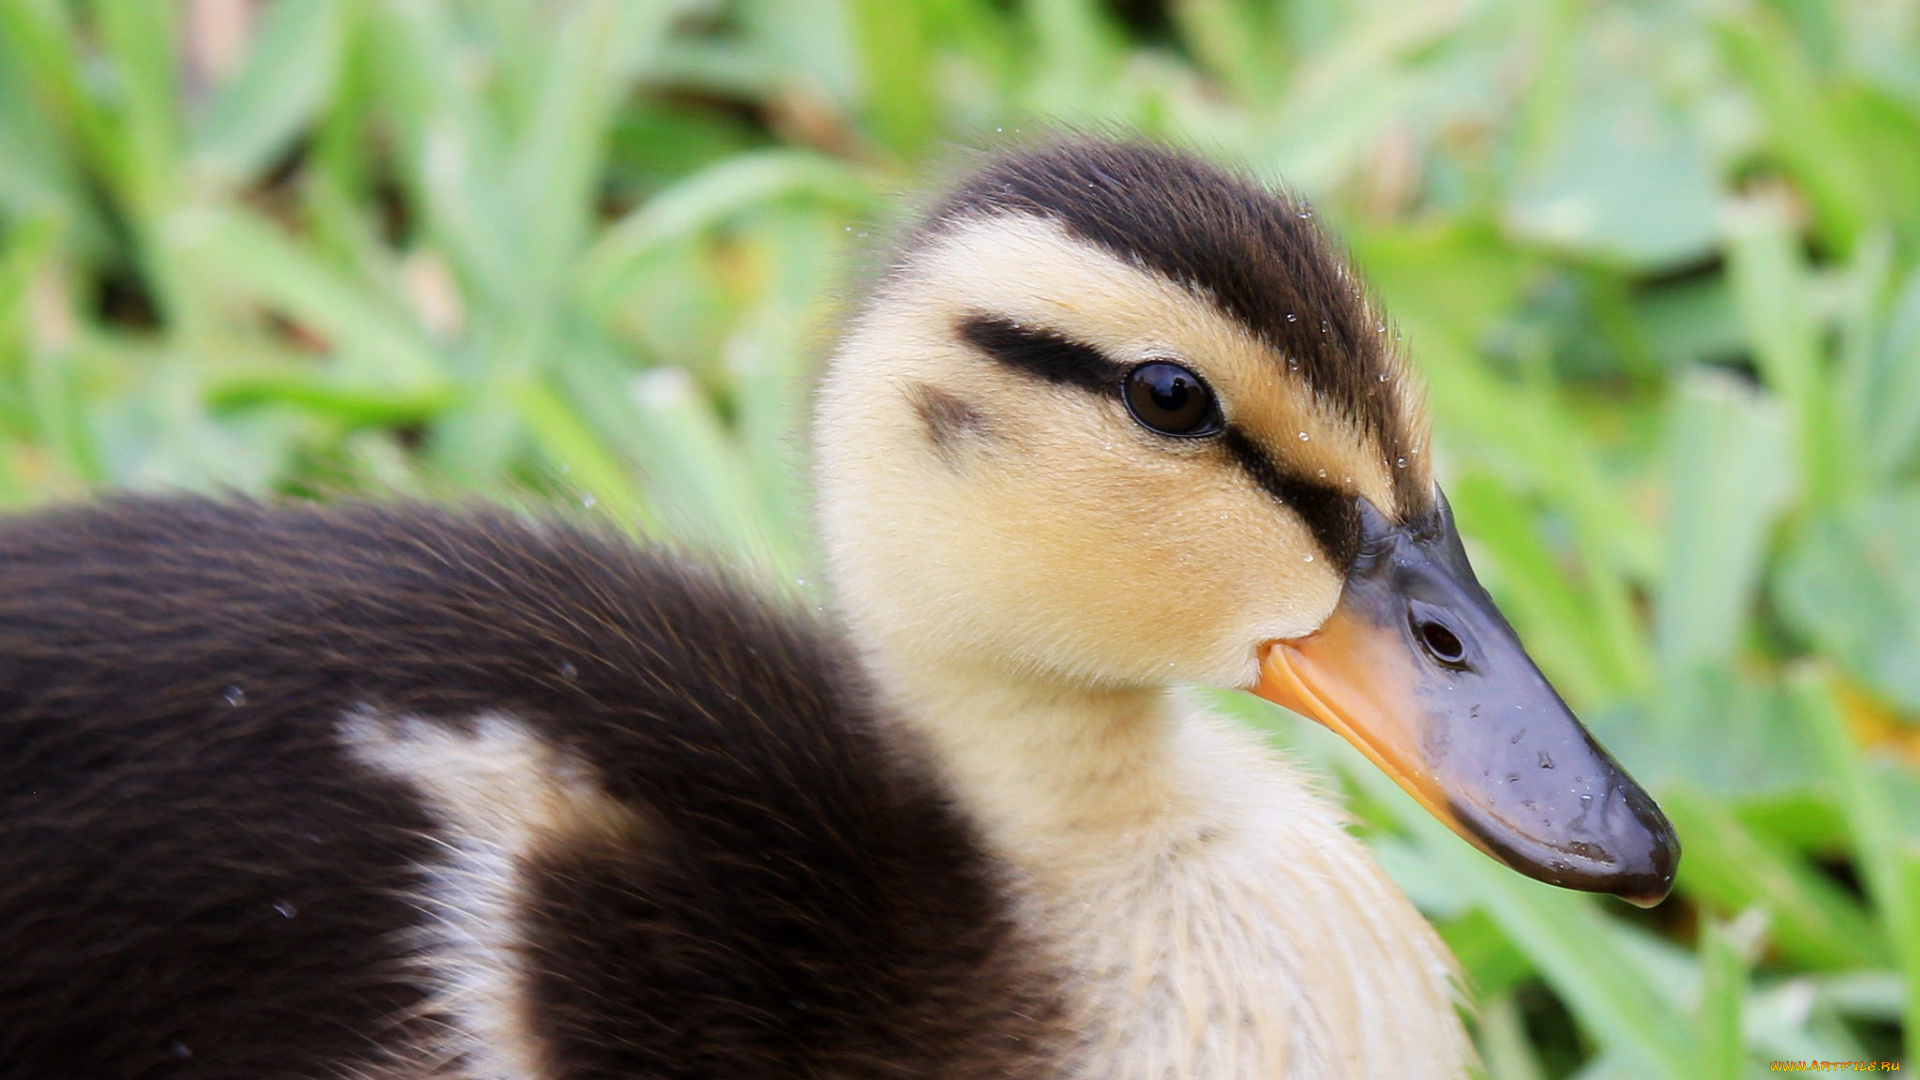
{"left": 1416, "top": 617, "right": 1466, "bottom": 666}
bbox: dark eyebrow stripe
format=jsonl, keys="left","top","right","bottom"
{"left": 957, "top": 314, "right": 1123, "bottom": 392}
{"left": 1223, "top": 429, "right": 1360, "bottom": 567}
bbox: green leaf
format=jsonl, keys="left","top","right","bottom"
{"left": 849, "top": 0, "right": 937, "bottom": 158}
{"left": 1776, "top": 497, "right": 1920, "bottom": 711}
{"left": 1794, "top": 668, "right": 1920, "bottom": 1064}
{"left": 1718, "top": 13, "right": 1877, "bottom": 256}
{"left": 1506, "top": 53, "right": 1718, "bottom": 270}
{"left": 1476, "top": 992, "right": 1548, "bottom": 1080}
{"left": 1662, "top": 788, "right": 1884, "bottom": 971}
{"left": 1654, "top": 367, "right": 1793, "bottom": 673}
{"left": 558, "top": 356, "right": 800, "bottom": 579}
{"left": 164, "top": 204, "right": 449, "bottom": 393}
{"left": 189, "top": 0, "right": 346, "bottom": 187}
{"left": 1851, "top": 263, "right": 1920, "bottom": 481}
{"left": 94, "top": 0, "right": 182, "bottom": 221}
{"left": 516, "top": 374, "right": 659, "bottom": 536}
{"left": 1439, "top": 908, "right": 1534, "bottom": 1001}
{"left": 1723, "top": 193, "right": 1850, "bottom": 508}
{"left": 576, "top": 149, "right": 873, "bottom": 315}
{"left": 1694, "top": 914, "right": 1753, "bottom": 1080}
{"left": 1899, "top": 852, "right": 1920, "bottom": 1065}
{"left": 511, "top": 0, "right": 662, "bottom": 313}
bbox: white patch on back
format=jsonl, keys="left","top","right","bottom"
{"left": 337, "top": 709, "right": 646, "bottom": 1080}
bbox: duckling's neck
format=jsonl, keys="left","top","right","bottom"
{"left": 864, "top": 650, "right": 1473, "bottom": 1080}
{"left": 874, "top": 659, "right": 1188, "bottom": 864}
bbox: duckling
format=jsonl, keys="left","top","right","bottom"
{"left": 0, "top": 137, "right": 1675, "bottom": 1080}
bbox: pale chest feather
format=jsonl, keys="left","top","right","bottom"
{"left": 1003, "top": 714, "right": 1473, "bottom": 1080}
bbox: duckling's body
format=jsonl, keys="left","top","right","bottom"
{"left": 0, "top": 138, "right": 1674, "bottom": 1079}
{"left": 0, "top": 500, "right": 1058, "bottom": 1079}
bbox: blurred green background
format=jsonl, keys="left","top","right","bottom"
{"left": 0, "top": 0, "right": 1915, "bottom": 1074}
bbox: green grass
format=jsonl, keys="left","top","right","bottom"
{"left": 2, "top": 0, "right": 1917, "bottom": 1073}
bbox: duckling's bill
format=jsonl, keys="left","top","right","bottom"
{"left": 1253, "top": 493, "right": 1679, "bottom": 906}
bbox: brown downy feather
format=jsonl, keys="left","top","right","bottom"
{"left": 0, "top": 499, "right": 1060, "bottom": 1080}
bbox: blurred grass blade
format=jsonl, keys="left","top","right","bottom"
{"left": 849, "top": 0, "right": 936, "bottom": 159}
{"left": 0, "top": 22, "right": 103, "bottom": 255}
{"left": 166, "top": 204, "right": 450, "bottom": 392}
{"left": 1717, "top": 14, "right": 1874, "bottom": 256}
{"left": 189, "top": 0, "right": 345, "bottom": 187}
{"left": 0, "top": 0, "right": 123, "bottom": 210}
{"left": 1695, "top": 914, "right": 1755, "bottom": 1080}
{"left": 1461, "top": 867, "right": 1694, "bottom": 1080}
{"left": 1023, "top": 0, "right": 1123, "bottom": 113}
{"left": 205, "top": 367, "right": 451, "bottom": 428}
{"left": 577, "top": 149, "right": 873, "bottom": 315}
{"left": 1655, "top": 368, "right": 1792, "bottom": 674}
{"left": 1723, "top": 192, "right": 1849, "bottom": 507}
{"left": 363, "top": 0, "right": 521, "bottom": 311}
{"left": 1855, "top": 264, "right": 1920, "bottom": 481}
{"left": 1662, "top": 788, "right": 1884, "bottom": 970}
{"left": 512, "top": 0, "right": 653, "bottom": 315}
{"left": 1901, "top": 853, "right": 1920, "bottom": 1065}
{"left": 95, "top": 0, "right": 181, "bottom": 221}
{"left": 1477, "top": 992, "right": 1547, "bottom": 1080}
{"left": 1795, "top": 666, "right": 1920, "bottom": 1063}
{"left": 517, "top": 374, "right": 660, "bottom": 535}
{"left": 1169, "top": 0, "right": 1285, "bottom": 104}
{"left": 1505, "top": 68, "right": 1718, "bottom": 270}
{"left": 1775, "top": 497, "right": 1920, "bottom": 710}
{"left": 616, "top": 365, "right": 800, "bottom": 578}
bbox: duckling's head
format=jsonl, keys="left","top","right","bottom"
{"left": 815, "top": 138, "right": 1677, "bottom": 903}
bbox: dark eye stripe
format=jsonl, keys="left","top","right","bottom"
{"left": 958, "top": 310, "right": 1358, "bottom": 567}
{"left": 956, "top": 314, "right": 1123, "bottom": 393}
{"left": 1223, "top": 429, "right": 1359, "bottom": 567}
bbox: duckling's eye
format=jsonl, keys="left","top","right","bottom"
{"left": 1124, "top": 362, "right": 1221, "bottom": 437}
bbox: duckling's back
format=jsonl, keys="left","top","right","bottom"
{"left": 0, "top": 499, "right": 1057, "bottom": 1080}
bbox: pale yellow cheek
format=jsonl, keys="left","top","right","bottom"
{"left": 824, "top": 406, "right": 1342, "bottom": 691}
{"left": 971, "top": 469, "right": 1340, "bottom": 685}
